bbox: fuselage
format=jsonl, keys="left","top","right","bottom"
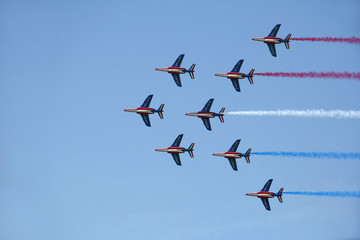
{"left": 246, "top": 191, "right": 275, "bottom": 198}
{"left": 124, "top": 107, "right": 154, "bottom": 114}
{"left": 155, "top": 67, "right": 185, "bottom": 74}
{"left": 185, "top": 111, "right": 216, "bottom": 118}
{"left": 212, "top": 151, "right": 242, "bottom": 159}
{"left": 155, "top": 147, "right": 185, "bottom": 154}
{"left": 215, "top": 72, "right": 246, "bottom": 79}
{"left": 252, "top": 37, "right": 282, "bottom": 44}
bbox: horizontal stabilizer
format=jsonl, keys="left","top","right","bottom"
{"left": 157, "top": 104, "right": 165, "bottom": 119}
{"left": 247, "top": 69, "right": 255, "bottom": 84}
{"left": 189, "top": 64, "right": 196, "bottom": 79}
{"left": 285, "top": 33, "right": 292, "bottom": 41}
{"left": 277, "top": 188, "right": 284, "bottom": 203}
{"left": 188, "top": 143, "right": 195, "bottom": 158}
{"left": 218, "top": 108, "right": 225, "bottom": 123}
{"left": 284, "top": 34, "right": 291, "bottom": 49}
{"left": 244, "top": 147, "right": 251, "bottom": 163}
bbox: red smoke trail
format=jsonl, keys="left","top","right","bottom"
{"left": 254, "top": 72, "right": 360, "bottom": 79}
{"left": 290, "top": 37, "right": 360, "bottom": 44}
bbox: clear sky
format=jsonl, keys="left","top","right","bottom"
{"left": 1, "top": 0, "right": 360, "bottom": 239}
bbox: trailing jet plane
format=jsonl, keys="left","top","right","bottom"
{"left": 252, "top": 24, "right": 291, "bottom": 57}
{"left": 185, "top": 98, "right": 225, "bottom": 131}
{"left": 246, "top": 179, "right": 284, "bottom": 211}
{"left": 155, "top": 134, "right": 195, "bottom": 166}
{"left": 214, "top": 59, "right": 255, "bottom": 92}
{"left": 124, "top": 95, "right": 164, "bottom": 127}
{"left": 212, "top": 139, "right": 252, "bottom": 171}
{"left": 155, "top": 54, "right": 196, "bottom": 87}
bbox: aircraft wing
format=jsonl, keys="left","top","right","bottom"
{"left": 267, "top": 43, "right": 277, "bottom": 57}
{"left": 141, "top": 95, "right": 153, "bottom": 108}
{"left": 268, "top": 24, "right": 281, "bottom": 37}
{"left": 231, "top": 59, "right": 244, "bottom": 73}
{"left": 230, "top": 78, "right": 241, "bottom": 92}
{"left": 140, "top": 114, "right": 151, "bottom": 127}
{"left": 171, "top": 73, "right": 182, "bottom": 87}
{"left": 228, "top": 139, "right": 241, "bottom": 152}
{"left": 171, "top": 153, "right": 182, "bottom": 166}
{"left": 171, "top": 134, "right": 183, "bottom": 147}
{"left": 201, "top": 118, "right": 212, "bottom": 131}
{"left": 201, "top": 98, "right": 214, "bottom": 112}
{"left": 228, "top": 158, "right": 238, "bottom": 171}
{"left": 261, "top": 179, "right": 273, "bottom": 192}
{"left": 172, "top": 54, "right": 185, "bottom": 67}
{"left": 261, "top": 198, "right": 271, "bottom": 211}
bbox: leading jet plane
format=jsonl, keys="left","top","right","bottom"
{"left": 252, "top": 24, "right": 291, "bottom": 57}
{"left": 246, "top": 179, "right": 284, "bottom": 211}
{"left": 214, "top": 59, "right": 255, "bottom": 92}
{"left": 155, "top": 134, "right": 195, "bottom": 166}
{"left": 185, "top": 98, "right": 225, "bottom": 131}
{"left": 155, "top": 54, "right": 196, "bottom": 87}
{"left": 124, "top": 95, "right": 164, "bottom": 127}
{"left": 212, "top": 139, "right": 252, "bottom": 171}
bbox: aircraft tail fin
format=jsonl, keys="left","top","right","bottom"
{"left": 277, "top": 188, "right": 284, "bottom": 203}
{"left": 218, "top": 108, "right": 225, "bottom": 123}
{"left": 244, "top": 148, "right": 251, "bottom": 163}
{"left": 188, "top": 64, "right": 196, "bottom": 79}
{"left": 284, "top": 34, "right": 291, "bottom": 49}
{"left": 157, "top": 104, "right": 165, "bottom": 119}
{"left": 247, "top": 69, "right": 255, "bottom": 84}
{"left": 188, "top": 143, "right": 195, "bottom": 158}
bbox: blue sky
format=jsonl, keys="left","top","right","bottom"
{"left": 1, "top": 0, "right": 360, "bottom": 239}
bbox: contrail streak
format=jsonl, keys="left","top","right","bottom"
{"left": 283, "top": 191, "right": 360, "bottom": 198}
{"left": 251, "top": 152, "right": 360, "bottom": 159}
{"left": 225, "top": 110, "right": 360, "bottom": 119}
{"left": 253, "top": 72, "right": 360, "bottom": 79}
{"left": 290, "top": 37, "right": 360, "bottom": 44}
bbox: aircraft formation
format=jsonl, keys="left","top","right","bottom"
{"left": 124, "top": 24, "right": 356, "bottom": 211}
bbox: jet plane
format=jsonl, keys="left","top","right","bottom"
{"left": 212, "top": 139, "right": 252, "bottom": 171}
{"left": 246, "top": 179, "right": 284, "bottom": 211}
{"left": 124, "top": 95, "right": 164, "bottom": 127}
{"left": 185, "top": 98, "right": 225, "bottom": 131}
{"left": 214, "top": 59, "right": 255, "bottom": 92}
{"left": 252, "top": 24, "right": 291, "bottom": 57}
{"left": 155, "top": 54, "right": 196, "bottom": 87}
{"left": 155, "top": 134, "right": 195, "bottom": 166}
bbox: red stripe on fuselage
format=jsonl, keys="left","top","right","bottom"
{"left": 168, "top": 67, "right": 185, "bottom": 69}
{"left": 258, "top": 191, "right": 273, "bottom": 194}
{"left": 265, "top": 37, "right": 281, "bottom": 40}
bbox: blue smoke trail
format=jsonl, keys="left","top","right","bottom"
{"left": 251, "top": 152, "right": 360, "bottom": 159}
{"left": 283, "top": 191, "right": 360, "bottom": 198}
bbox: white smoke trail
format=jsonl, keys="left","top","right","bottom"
{"left": 225, "top": 109, "right": 360, "bottom": 119}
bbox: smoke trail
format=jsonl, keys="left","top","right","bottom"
{"left": 283, "top": 191, "right": 360, "bottom": 198}
{"left": 290, "top": 37, "right": 360, "bottom": 44}
{"left": 253, "top": 72, "right": 360, "bottom": 79}
{"left": 251, "top": 152, "right": 360, "bottom": 159}
{"left": 225, "top": 110, "right": 360, "bottom": 119}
